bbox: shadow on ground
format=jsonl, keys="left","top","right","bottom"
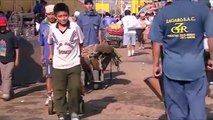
{"left": 134, "top": 51, "right": 150, "bottom": 56}
{"left": 81, "top": 96, "right": 117, "bottom": 119}
{"left": 0, "top": 116, "right": 44, "bottom": 120}
{"left": 104, "top": 71, "right": 130, "bottom": 85}
{"left": 13, "top": 37, "right": 42, "bottom": 86}
{"left": 85, "top": 71, "right": 131, "bottom": 93}
{"left": 12, "top": 84, "right": 46, "bottom": 100}
{"left": 0, "top": 116, "right": 11, "bottom": 120}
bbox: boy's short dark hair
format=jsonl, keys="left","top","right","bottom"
{"left": 124, "top": 10, "right": 131, "bottom": 16}
{"left": 54, "top": 3, "right": 69, "bottom": 15}
{"left": 105, "top": 12, "right": 110, "bottom": 16}
{"left": 84, "top": 0, "right": 93, "bottom": 5}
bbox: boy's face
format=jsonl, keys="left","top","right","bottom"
{"left": 85, "top": 3, "right": 93, "bottom": 11}
{"left": 46, "top": 12, "right": 56, "bottom": 23}
{"left": 55, "top": 11, "right": 69, "bottom": 26}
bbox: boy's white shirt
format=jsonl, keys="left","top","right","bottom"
{"left": 48, "top": 21, "right": 84, "bottom": 69}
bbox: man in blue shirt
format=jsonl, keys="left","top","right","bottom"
{"left": 103, "top": 12, "right": 116, "bottom": 27}
{"left": 77, "top": 0, "right": 103, "bottom": 87}
{"left": 77, "top": 0, "right": 102, "bottom": 46}
{"left": 39, "top": 5, "right": 56, "bottom": 106}
{"left": 33, "top": 1, "right": 43, "bottom": 14}
{"left": 149, "top": 0, "right": 213, "bottom": 119}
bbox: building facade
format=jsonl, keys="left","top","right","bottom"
{"left": 0, "top": 0, "right": 85, "bottom": 15}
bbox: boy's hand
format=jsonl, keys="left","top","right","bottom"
{"left": 153, "top": 64, "right": 162, "bottom": 78}
{"left": 15, "top": 59, "right": 19, "bottom": 67}
{"left": 208, "top": 59, "right": 213, "bottom": 71}
{"left": 49, "top": 54, "right": 53, "bottom": 62}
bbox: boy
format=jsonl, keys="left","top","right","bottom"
{"left": 48, "top": 3, "right": 84, "bottom": 120}
{"left": 0, "top": 17, "right": 19, "bottom": 101}
{"left": 39, "top": 4, "right": 56, "bottom": 106}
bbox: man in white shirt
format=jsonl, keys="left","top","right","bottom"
{"left": 121, "top": 10, "right": 137, "bottom": 57}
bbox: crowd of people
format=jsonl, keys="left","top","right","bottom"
{"left": 0, "top": 0, "right": 213, "bottom": 120}
{"left": 94, "top": 2, "right": 158, "bottom": 57}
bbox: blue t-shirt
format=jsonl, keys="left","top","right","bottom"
{"left": 39, "top": 19, "right": 51, "bottom": 60}
{"left": 103, "top": 16, "right": 115, "bottom": 27}
{"left": 77, "top": 11, "right": 102, "bottom": 46}
{"left": 149, "top": 0, "right": 213, "bottom": 81}
{"left": 33, "top": 3, "right": 44, "bottom": 14}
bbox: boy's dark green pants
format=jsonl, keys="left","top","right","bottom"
{"left": 52, "top": 65, "right": 81, "bottom": 117}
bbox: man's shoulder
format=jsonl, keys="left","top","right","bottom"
{"left": 121, "top": 16, "right": 126, "bottom": 20}
{"left": 40, "top": 21, "right": 49, "bottom": 30}
{"left": 78, "top": 12, "right": 86, "bottom": 18}
{"left": 95, "top": 13, "right": 101, "bottom": 20}
{"left": 162, "top": 1, "right": 209, "bottom": 12}
{"left": 130, "top": 16, "right": 137, "bottom": 19}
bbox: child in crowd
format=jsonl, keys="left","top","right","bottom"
{"left": 48, "top": 3, "right": 84, "bottom": 120}
{"left": 39, "top": 4, "right": 56, "bottom": 106}
{"left": 0, "top": 17, "right": 19, "bottom": 101}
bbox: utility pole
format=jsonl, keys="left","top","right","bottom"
{"left": 115, "top": 0, "right": 118, "bottom": 15}
{"left": 120, "top": 0, "right": 122, "bottom": 14}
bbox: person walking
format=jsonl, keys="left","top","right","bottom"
{"left": 121, "top": 10, "right": 137, "bottom": 57}
{"left": 48, "top": 3, "right": 84, "bottom": 120}
{"left": 136, "top": 13, "right": 146, "bottom": 49}
{"left": 39, "top": 4, "right": 56, "bottom": 106}
{"left": 149, "top": 0, "right": 213, "bottom": 119}
{"left": 77, "top": 0, "right": 103, "bottom": 88}
{"left": 0, "top": 17, "right": 19, "bottom": 101}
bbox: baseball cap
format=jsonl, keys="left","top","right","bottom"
{"left": 74, "top": 11, "right": 80, "bottom": 17}
{"left": 0, "top": 17, "right": 7, "bottom": 26}
{"left": 45, "top": 5, "right": 55, "bottom": 13}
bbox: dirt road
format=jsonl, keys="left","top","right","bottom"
{"left": 0, "top": 47, "right": 213, "bottom": 120}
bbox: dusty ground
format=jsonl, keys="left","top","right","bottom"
{"left": 1, "top": 46, "right": 213, "bottom": 120}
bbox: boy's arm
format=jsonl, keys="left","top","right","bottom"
{"left": 152, "top": 42, "right": 161, "bottom": 77}
{"left": 39, "top": 35, "right": 44, "bottom": 64}
{"left": 98, "top": 16, "right": 103, "bottom": 44}
{"left": 40, "top": 46, "right": 44, "bottom": 64}
{"left": 148, "top": 11, "right": 164, "bottom": 77}
{"left": 13, "top": 35, "right": 19, "bottom": 66}
{"left": 204, "top": 10, "right": 213, "bottom": 70}
{"left": 39, "top": 27, "right": 45, "bottom": 64}
{"left": 48, "top": 44, "right": 53, "bottom": 62}
{"left": 47, "top": 28, "right": 53, "bottom": 62}
{"left": 15, "top": 48, "right": 19, "bottom": 66}
{"left": 98, "top": 30, "right": 102, "bottom": 44}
